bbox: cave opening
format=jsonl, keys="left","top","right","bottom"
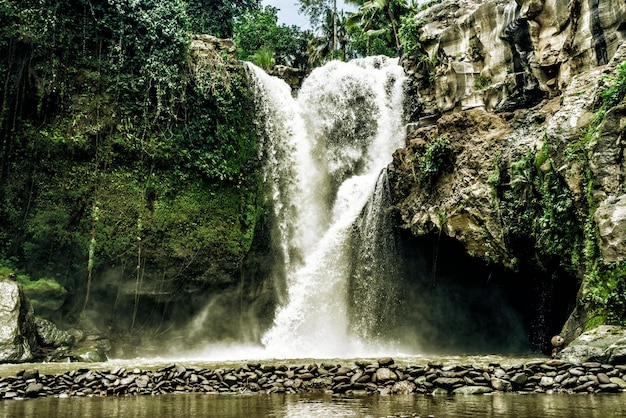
{"left": 390, "top": 230, "right": 579, "bottom": 355}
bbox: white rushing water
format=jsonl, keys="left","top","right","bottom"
{"left": 247, "top": 57, "right": 408, "bottom": 358}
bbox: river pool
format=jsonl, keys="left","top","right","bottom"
{"left": 1, "top": 391, "right": 625, "bottom": 417}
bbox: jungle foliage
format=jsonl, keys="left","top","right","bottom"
{"left": 489, "top": 60, "right": 626, "bottom": 325}
{"left": 0, "top": 0, "right": 265, "bottom": 330}
{"left": 490, "top": 146, "right": 583, "bottom": 274}
{"left": 576, "top": 61, "right": 626, "bottom": 325}
{"left": 233, "top": 6, "right": 313, "bottom": 69}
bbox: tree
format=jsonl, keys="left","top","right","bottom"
{"left": 346, "top": 0, "right": 408, "bottom": 56}
{"left": 186, "top": 0, "right": 260, "bottom": 38}
{"left": 308, "top": 8, "right": 353, "bottom": 65}
{"left": 298, "top": 0, "right": 340, "bottom": 56}
{"left": 234, "top": 6, "right": 312, "bottom": 69}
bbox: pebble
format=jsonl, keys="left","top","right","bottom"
{"left": 0, "top": 357, "right": 625, "bottom": 400}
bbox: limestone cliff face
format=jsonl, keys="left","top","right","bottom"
{"left": 404, "top": 0, "right": 626, "bottom": 116}
{"left": 393, "top": 0, "right": 626, "bottom": 336}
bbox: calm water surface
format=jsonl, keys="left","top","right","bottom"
{"left": 2, "top": 392, "right": 626, "bottom": 418}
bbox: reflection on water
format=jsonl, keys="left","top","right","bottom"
{"left": 2, "top": 392, "right": 626, "bottom": 418}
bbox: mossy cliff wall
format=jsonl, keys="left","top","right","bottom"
{"left": 0, "top": 1, "right": 273, "bottom": 350}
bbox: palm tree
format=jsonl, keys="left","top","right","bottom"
{"left": 308, "top": 9, "right": 352, "bottom": 65}
{"left": 346, "top": 0, "right": 407, "bottom": 54}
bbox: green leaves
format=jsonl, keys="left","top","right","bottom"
{"left": 491, "top": 146, "right": 584, "bottom": 274}
{"left": 417, "top": 135, "right": 453, "bottom": 184}
{"left": 234, "top": 5, "right": 312, "bottom": 69}
{"left": 601, "top": 61, "right": 626, "bottom": 109}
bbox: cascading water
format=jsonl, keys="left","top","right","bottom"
{"left": 247, "top": 57, "right": 408, "bottom": 358}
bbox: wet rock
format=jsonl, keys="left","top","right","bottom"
{"left": 609, "top": 377, "right": 626, "bottom": 389}
{"left": 452, "top": 385, "right": 493, "bottom": 395}
{"left": 71, "top": 347, "right": 107, "bottom": 362}
{"left": 0, "top": 280, "right": 37, "bottom": 362}
{"left": 490, "top": 378, "right": 512, "bottom": 392}
{"left": 391, "top": 380, "right": 416, "bottom": 394}
{"left": 511, "top": 373, "right": 528, "bottom": 386}
{"left": 539, "top": 376, "right": 555, "bottom": 388}
{"left": 434, "top": 377, "right": 464, "bottom": 389}
{"left": 25, "top": 382, "right": 43, "bottom": 397}
{"left": 375, "top": 368, "right": 398, "bottom": 382}
{"left": 558, "top": 325, "right": 626, "bottom": 364}
{"left": 378, "top": 357, "right": 395, "bottom": 367}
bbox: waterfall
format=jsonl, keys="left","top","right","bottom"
{"left": 349, "top": 169, "right": 404, "bottom": 343}
{"left": 248, "top": 57, "right": 408, "bottom": 358}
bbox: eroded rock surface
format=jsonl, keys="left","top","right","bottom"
{"left": 404, "top": 0, "right": 626, "bottom": 116}
{"left": 557, "top": 325, "right": 626, "bottom": 364}
{"left": 0, "top": 280, "right": 36, "bottom": 362}
{"left": 396, "top": 0, "right": 626, "bottom": 341}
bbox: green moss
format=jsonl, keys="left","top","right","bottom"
{"left": 474, "top": 74, "right": 492, "bottom": 90}
{"left": 17, "top": 277, "right": 67, "bottom": 311}
{"left": 566, "top": 62, "right": 626, "bottom": 324}
{"left": 417, "top": 135, "right": 454, "bottom": 184}
{"left": 490, "top": 145, "right": 583, "bottom": 273}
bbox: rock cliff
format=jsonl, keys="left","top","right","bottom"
{"left": 393, "top": 0, "right": 626, "bottom": 342}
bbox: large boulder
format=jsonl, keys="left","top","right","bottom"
{"left": 557, "top": 325, "right": 626, "bottom": 364}
{"left": 595, "top": 194, "right": 626, "bottom": 263}
{"left": 34, "top": 317, "right": 75, "bottom": 348}
{"left": 0, "top": 279, "right": 37, "bottom": 362}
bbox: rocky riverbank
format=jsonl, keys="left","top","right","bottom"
{"left": 2, "top": 357, "right": 626, "bottom": 400}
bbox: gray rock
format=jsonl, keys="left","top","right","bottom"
{"left": 609, "top": 377, "right": 626, "bottom": 389}
{"left": 490, "top": 378, "right": 512, "bottom": 392}
{"left": 378, "top": 357, "right": 394, "bottom": 367}
{"left": 0, "top": 280, "right": 37, "bottom": 362}
{"left": 558, "top": 325, "right": 626, "bottom": 364}
{"left": 391, "top": 380, "right": 416, "bottom": 394}
{"left": 71, "top": 346, "right": 108, "bottom": 362}
{"left": 25, "top": 382, "right": 43, "bottom": 398}
{"left": 452, "top": 385, "right": 493, "bottom": 395}
{"left": 34, "top": 317, "right": 75, "bottom": 348}
{"left": 539, "top": 376, "right": 554, "bottom": 388}
{"left": 375, "top": 368, "right": 398, "bottom": 382}
{"left": 594, "top": 194, "right": 626, "bottom": 263}
{"left": 434, "top": 377, "right": 464, "bottom": 389}
{"left": 511, "top": 373, "right": 528, "bottom": 386}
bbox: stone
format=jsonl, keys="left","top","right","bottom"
{"left": 539, "top": 376, "right": 555, "bottom": 388}
{"left": 594, "top": 194, "right": 626, "bottom": 263}
{"left": 375, "top": 368, "right": 398, "bottom": 382}
{"left": 71, "top": 347, "right": 107, "bottom": 362}
{"left": 434, "top": 377, "right": 464, "bottom": 389}
{"left": 25, "top": 382, "right": 43, "bottom": 398}
{"left": 558, "top": 326, "right": 626, "bottom": 364}
{"left": 391, "top": 380, "right": 416, "bottom": 394}
{"left": 378, "top": 357, "right": 395, "bottom": 367}
{"left": 34, "top": 317, "right": 74, "bottom": 348}
{"left": 490, "top": 378, "right": 512, "bottom": 392}
{"left": 452, "top": 385, "right": 493, "bottom": 395}
{"left": 609, "top": 377, "right": 626, "bottom": 389}
{"left": 511, "top": 373, "right": 528, "bottom": 386}
{"left": 0, "top": 280, "right": 37, "bottom": 362}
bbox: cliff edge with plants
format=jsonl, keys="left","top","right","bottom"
{"left": 0, "top": 1, "right": 273, "bottom": 355}
{"left": 392, "top": 0, "right": 626, "bottom": 344}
